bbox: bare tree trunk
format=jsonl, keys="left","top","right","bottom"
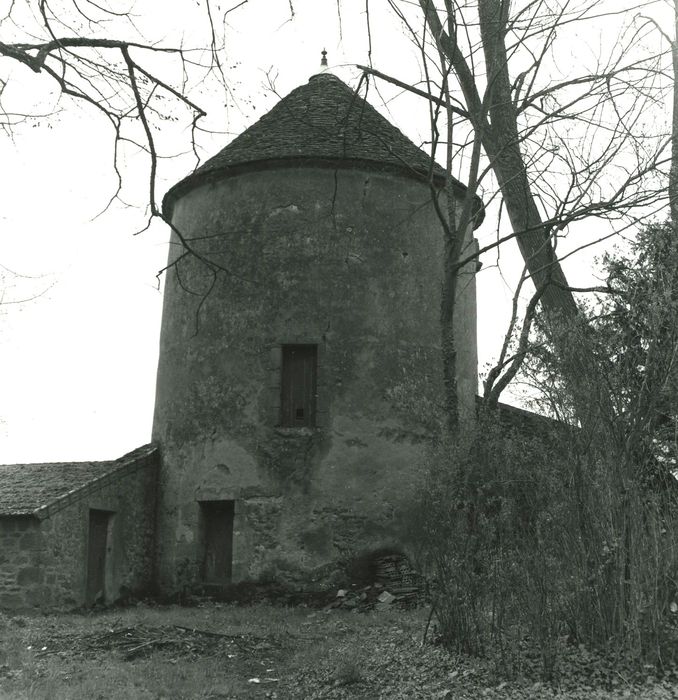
{"left": 418, "top": 0, "right": 616, "bottom": 426}
{"left": 441, "top": 223, "right": 460, "bottom": 435}
{"left": 420, "top": 0, "right": 577, "bottom": 321}
{"left": 476, "top": 0, "right": 576, "bottom": 318}
{"left": 434, "top": 57, "right": 463, "bottom": 435}
{"left": 670, "top": 1, "right": 678, "bottom": 230}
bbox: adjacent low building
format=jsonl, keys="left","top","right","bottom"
{"left": 0, "top": 445, "right": 158, "bottom": 609}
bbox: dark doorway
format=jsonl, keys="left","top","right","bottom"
{"left": 86, "top": 509, "right": 113, "bottom": 605}
{"left": 200, "top": 501, "right": 235, "bottom": 583}
{"left": 280, "top": 344, "right": 317, "bottom": 427}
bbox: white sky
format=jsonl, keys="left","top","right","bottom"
{"left": 0, "top": 0, "right": 671, "bottom": 463}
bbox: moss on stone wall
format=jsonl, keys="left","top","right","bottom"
{"left": 153, "top": 165, "right": 478, "bottom": 592}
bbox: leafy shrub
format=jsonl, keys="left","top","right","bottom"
{"left": 406, "top": 414, "right": 566, "bottom": 663}
{"left": 408, "top": 407, "right": 678, "bottom": 677}
{"left": 408, "top": 223, "right": 678, "bottom": 677}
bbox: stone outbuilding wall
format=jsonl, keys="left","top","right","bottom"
{"left": 0, "top": 445, "right": 158, "bottom": 611}
{"left": 0, "top": 516, "right": 44, "bottom": 610}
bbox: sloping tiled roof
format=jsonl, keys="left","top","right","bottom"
{"left": 0, "top": 444, "right": 157, "bottom": 518}
{"left": 163, "top": 72, "right": 484, "bottom": 226}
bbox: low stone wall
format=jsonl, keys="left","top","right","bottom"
{"left": 0, "top": 516, "right": 44, "bottom": 609}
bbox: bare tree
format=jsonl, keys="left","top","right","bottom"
{"left": 2, "top": 1, "right": 672, "bottom": 426}
{"left": 0, "top": 0, "right": 248, "bottom": 268}
{"left": 360, "top": 0, "right": 670, "bottom": 417}
{"left": 661, "top": 0, "right": 678, "bottom": 229}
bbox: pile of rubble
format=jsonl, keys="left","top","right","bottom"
{"left": 325, "top": 583, "right": 419, "bottom": 611}
{"left": 327, "top": 553, "right": 426, "bottom": 611}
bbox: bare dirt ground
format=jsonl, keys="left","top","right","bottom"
{"left": 1, "top": 601, "right": 677, "bottom": 699}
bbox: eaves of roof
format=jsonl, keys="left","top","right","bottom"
{"left": 0, "top": 444, "right": 158, "bottom": 520}
{"left": 162, "top": 73, "right": 485, "bottom": 229}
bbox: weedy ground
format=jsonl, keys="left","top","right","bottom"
{"left": 0, "top": 602, "right": 677, "bottom": 699}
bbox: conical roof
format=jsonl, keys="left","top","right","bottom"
{"left": 163, "top": 72, "right": 483, "bottom": 225}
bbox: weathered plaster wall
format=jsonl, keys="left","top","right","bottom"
{"left": 153, "top": 165, "right": 477, "bottom": 590}
{"left": 0, "top": 451, "right": 158, "bottom": 611}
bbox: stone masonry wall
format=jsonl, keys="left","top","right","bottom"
{"left": 153, "top": 165, "right": 478, "bottom": 591}
{"left": 0, "top": 516, "right": 44, "bottom": 610}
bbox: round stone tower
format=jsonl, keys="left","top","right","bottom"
{"left": 153, "top": 72, "right": 483, "bottom": 591}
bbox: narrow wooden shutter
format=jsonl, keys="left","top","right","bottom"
{"left": 280, "top": 345, "right": 317, "bottom": 427}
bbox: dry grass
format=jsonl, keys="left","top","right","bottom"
{"left": 1, "top": 602, "right": 677, "bottom": 699}
{"left": 0, "top": 603, "right": 405, "bottom": 699}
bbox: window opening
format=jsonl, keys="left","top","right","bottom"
{"left": 280, "top": 344, "right": 317, "bottom": 427}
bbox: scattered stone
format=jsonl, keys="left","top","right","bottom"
{"left": 377, "top": 591, "right": 396, "bottom": 605}
{"left": 324, "top": 577, "right": 426, "bottom": 613}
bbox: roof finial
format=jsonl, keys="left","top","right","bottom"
{"left": 320, "top": 49, "right": 328, "bottom": 68}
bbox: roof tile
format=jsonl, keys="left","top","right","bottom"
{"left": 163, "top": 73, "right": 483, "bottom": 225}
{"left": 0, "top": 444, "right": 157, "bottom": 517}
{"left": 195, "top": 73, "right": 445, "bottom": 178}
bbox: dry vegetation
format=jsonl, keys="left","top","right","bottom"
{"left": 0, "top": 600, "right": 677, "bottom": 699}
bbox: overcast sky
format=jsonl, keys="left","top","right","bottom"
{"left": 0, "top": 0, "right": 670, "bottom": 463}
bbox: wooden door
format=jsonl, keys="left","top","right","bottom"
{"left": 86, "top": 510, "right": 111, "bottom": 605}
{"left": 201, "top": 501, "right": 235, "bottom": 583}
